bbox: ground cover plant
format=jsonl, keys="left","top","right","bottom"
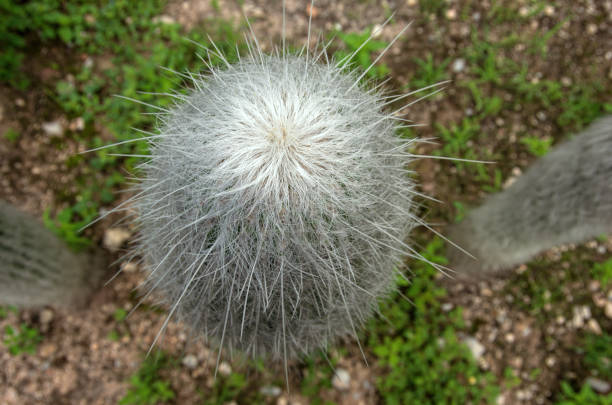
{"left": 0, "top": 0, "right": 611, "bottom": 404}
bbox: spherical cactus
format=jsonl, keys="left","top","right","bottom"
{"left": 133, "top": 45, "right": 423, "bottom": 360}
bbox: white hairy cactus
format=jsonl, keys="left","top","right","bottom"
{"left": 109, "top": 15, "right": 442, "bottom": 365}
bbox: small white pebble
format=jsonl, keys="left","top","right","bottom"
{"left": 462, "top": 336, "right": 485, "bottom": 360}
{"left": 42, "top": 120, "right": 64, "bottom": 137}
{"left": 332, "top": 368, "right": 351, "bottom": 390}
{"left": 452, "top": 58, "right": 466, "bottom": 73}
{"left": 218, "top": 361, "right": 232, "bottom": 376}
{"left": 260, "top": 385, "right": 282, "bottom": 397}
{"left": 182, "top": 354, "right": 198, "bottom": 369}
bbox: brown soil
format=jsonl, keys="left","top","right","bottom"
{"left": 1, "top": 0, "right": 611, "bottom": 404}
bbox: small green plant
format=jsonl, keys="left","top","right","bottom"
{"left": 334, "top": 28, "right": 390, "bottom": 79}
{"left": 368, "top": 237, "right": 499, "bottom": 404}
{"left": 107, "top": 330, "right": 120, "bottom": 341}
{"left": 410, "top": 54, "right": 449, "bottom": 94}
{"left": 42, "top": 202, "right": 96, "bottom": 251}
{"left": 557, "top": 85, "right": 605, "bottom": 130}
{"left": 3, "top": 128, "right": 20, "bottom": 143}
{"left": 434, "top": 117, "right": 481, "bottom": 169}
{"left": 556, "top": 382, "right": 612, "bottom": 405}
{"left": 453, "top": 201, "right": 466, "bottom": 223}
{"left": 583, "top": 333, "right": 612, "bottom": 379}
{"left": 520, "top": 136, "right": 553, "bottom": 157}
{"left": 120, "top": 351, "right": 175, "bottom": 405}
{"left": 528, "top": 18, "right": 568, "bottom": 57}
{"left": 592, "top": 259, "right": 612, "bottom": 288}
{"left": 3, "top": 324, "right": 42, "bottom": 355}
{"left": 301, "top": 353, "right": 336, "bottom": 404}
{"left": 114, "top": 308, "right": 128, "bottom": 322}
{"left": 203, "top": 371, "right": 259, "bottom": 405}
{"left": 419, "top": 0, "right": 447, "bottom": 17}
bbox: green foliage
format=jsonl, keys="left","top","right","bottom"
{"left": 300, "top": 353, "right": 335, "bottom": 404}
{"left": 334, "top": 28, "right": 390, "bottom": 79}
{"left": 120, "top": 351, "right": 175, "bottom": 405}
{"left": 557, "top": 85, "right": 605, "bottom": 130}
{"left": 3, "top": 128, "right": 20, "bottom": 143}
{"left": 3, "top": 324, "right": 42, "bottom": 355}
{"left": 453, "top": 201, "right": 466, "bottom": 223}
{"left": 583, "top": 333, "right": 612, "bottom": 379}
{"left": 556, "top": 382, "right": 612, "bottom": 405}
{"left": 203, "top": 371, "right": 261, "bottom": 405}
{"left": 42, "top": 200, "right": 96, "bottom": 251}
{"left": 107, "top": 330, "right": 120, "bottom": 341}
{"left": 114, "top": 308, "right": 128, "bottom": 322}
{"left": 0, "top": 306, "right": 17, "bottom": 320}
{"left": 410, "top": 54, "right": 449, "bottom": 93}
{"left": 419, "top": 0, "right": 447, "bottom": 17}
{"left": 434, "top": 118, "right": 481, "bottom": 170}
{"left": 520, "top": 136, "right": 552, "bottom": 157}
{"left": 5, "top": 0, "right": 244, "bottom": 246}
{"left": 528, "top": 18, "right": 568, "bottom": 57}
{"left": 368, "top": 238, "right": 499, "bottom": 404}
{"left": 592, "top": 259, "right": 612, "bottom": 288}
{"left": 464, "top": 31, "right": 509, "bottom": 86}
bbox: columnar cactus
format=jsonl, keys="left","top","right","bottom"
{"left": 0, "top": 201, "right": 104, "bottom": 308}
{"left": 448, "top": 116, "right": 612, "bottom": 275}
{"left": 130, "top": 36, "right": 429, "bottom": 361}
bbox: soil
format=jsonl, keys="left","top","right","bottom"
{"left": 0, "top": 0, "right": 611, "bottom": 404}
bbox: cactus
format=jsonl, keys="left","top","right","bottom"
{"left": 122, "top": 29, "right": 437, "bottom": 363}
{"left": 448, "top": 116, "right": 612, "bottom": 276}
{"left": 0, "top": 201, "right": 105, "bottom": 308}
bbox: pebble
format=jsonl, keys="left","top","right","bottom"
{"left": 15, "top": 98, "right": 25, "bottom": 107}
{"left": 69, "top": 117, "right": 85, "bottom": 131}
{"left": 445, "top": 9, "right": 457, "bottom": 20}
{"left": 260, "top": 385, "right": 282, "bottom": 397}
{"left": 462, "top": 336, "right": 485, "bottom": 360}
{"left": 121, "top": 261, "right": 138, "bottom": 273}
{"left": 39, "top": 308, "right": 54, "bottom": 325}
{"left": 332, "top": 368, "right": 351, "bottom": 390}
{"left": 218, "top": 361, "right": 232, "bottom": 376}
{"left": 452, "top": 58, "right": 465, "bottom": 73}
{"left": 572, "top": 305, "right": 592, "bottom": 327}
{"left": 103, "top": 228, "right": 131, "bottom": 251}
{"left": 589, "top": 280, "right": 601, "bottom": 292}
{"left": 42, "top": 120, "right": 64, "bottom": 137}
{"left": 587, "top": 319, "right": 602, "bottom": 335}
{"left": 605, "top": 301, "right": 612, "bottom": 319}
{"left": 153, "top": 15, "right": 176, "bottom": 24}
{"left": 182, "top": 354, "right": 198, "bottom": 369}
{"left": 586, "top": 377, "right": 611, "bottom": 394}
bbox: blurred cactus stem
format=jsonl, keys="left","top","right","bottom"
{"left": 0, "top": 201, "right": 106, "bottom": 308}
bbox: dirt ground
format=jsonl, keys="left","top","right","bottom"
{"left": 1, "top": 0, "right": 611, "bottom": 404}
